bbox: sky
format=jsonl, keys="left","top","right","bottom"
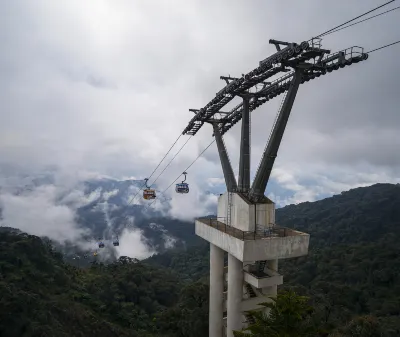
{"left": 0, "top": 0, "right": 399, "bottom": 250}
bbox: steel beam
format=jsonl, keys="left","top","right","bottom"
{"left": 213, "top": 123, "right": 238, "bottom": 192}
{"left": 238, "top": 95, "right": 251, "bottom": 192}
{"left": 249, "top": 68, "right": 303, "bottom": 202}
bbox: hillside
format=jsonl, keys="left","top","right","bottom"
{"left": 0, "top": 230, "right": 209, "bottom": 337}
{"left": 1, "top": 183, "right": 400, "bottom": 336}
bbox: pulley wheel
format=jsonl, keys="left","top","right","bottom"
{"left": 300, "top": 41, "right": 310, "bottom": 50}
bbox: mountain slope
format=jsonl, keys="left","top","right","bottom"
{"left": 0, "top": 230, "right": 209, "bottom": 337}
{"left": 276, "top": 183, "right": 400, "bottom": 246}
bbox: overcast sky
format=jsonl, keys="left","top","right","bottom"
{"left": 1, "top": 0, "right": 399, "bottom": 207}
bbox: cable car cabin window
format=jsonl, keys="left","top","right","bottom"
{"left": 113, "top": 241, "right": 119, "bottom": 246}
{"left": 175, "top": 183, "right": 189, "bottom": 194}
{"left": 143, "top": 189, "right": 156, "bottom": 200}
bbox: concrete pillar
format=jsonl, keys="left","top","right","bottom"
{"left": 267, "top": 259, "right": 279, "bottom": 296}
{"left": 209, "top": 243, "right": 225, "bottom": 337}
{"left": 227, "top": 253, "right": 243, "bottom": 337}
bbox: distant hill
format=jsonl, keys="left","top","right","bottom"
{"left": 276, "top": 182, "right": 400, "bottom": 246}
{"left": 0, "top": 176, "right": 216, "bottom": 263}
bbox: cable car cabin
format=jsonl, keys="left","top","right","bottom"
{"left": 113, "top": 240, "right": 119, "bottom": 247}
{"left": 98, "top": 241, "right": 105, "bottom": 248}
{"left": 175, "top": 183, "right": 189, "bottom": 194}
{"left": 143, "top": 189, "right": 156, "bottom": 200}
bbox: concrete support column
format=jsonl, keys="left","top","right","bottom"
{"left": 209, "top": 243, "right": 225, "bottom": 337}
{"left": 227, "top": 253, "right": 244, "bottom": 337}
{"left": 267, "top": 259, "right": 279, "bottom": 296}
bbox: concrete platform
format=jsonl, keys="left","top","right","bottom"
{"left": 195, "top": 218, "right": 309, "bottom": 262}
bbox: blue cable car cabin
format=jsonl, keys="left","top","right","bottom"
{"left": 175, "top": 183, "right": 189, "bottom": 194}
{"left": 98, "top": 241, "right": 105, "bottom": 248}
{"left": 176, "top": 172, "right": 189, "bottom": 194}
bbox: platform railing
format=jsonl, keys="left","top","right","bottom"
{"left": 197, "top": 217, "right": 290, "bottom": 240}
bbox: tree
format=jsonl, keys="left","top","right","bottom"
{"left": 233, "top": 289, "right": 317, "bottom": 337}
{"left": 329, "top": 315, "right": 384, "bottom": 337}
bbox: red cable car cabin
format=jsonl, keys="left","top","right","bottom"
{"left": 143, "top": 189, "right": 156, "bottom": 200}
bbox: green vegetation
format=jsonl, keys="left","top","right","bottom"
{"left": 1, "top": 183, "right": 400, "bottom": 336}
{"left": 234, "top": 289, "right": 317, "bottom": 337}
{"left": 234, "top": 290, "right": 387, "bottom": 337}
{"left": 0, "top": 231, "right": 207, "bottom": 336}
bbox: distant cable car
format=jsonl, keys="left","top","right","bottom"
{"left": 113, "top": 234, "right": 119, "bottom": 247}
{"left": 98, "top": 238, "right": 105, "bottom": 248}
{"left": 93, "top": 250, "right": 98, "bottom": 256}
{"left": 176, "top": 172, "right": 189, "bottom": 194}
{"left": 143, "top": 178, "right": 156, "bottom": 200}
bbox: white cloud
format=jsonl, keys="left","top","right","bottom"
{"left": 0, "top": 185, "right": 88, "bottom": 242}
{"left": 116, "top": 227, "right": 156, "bottom": 260}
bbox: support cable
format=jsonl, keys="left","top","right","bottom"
{"left": 149, "top": 136, "right": 193, "bottom": 188}
{"left": 124, "top": 134, "right": 183, "bottom": 207}
{"left": 146, "top": 139, "right": 216, "bottom": 209}
{"left": 314, "top": 0, "right": 396, "bottom": 38}
{"left": 108, "top": 133, "right": 186, "bottom": 231}
{"left": 319, "top": 5, "right": 400, "bottom": 37}
{"left": 367, "top": 39, "right": 400, "bottom": 53}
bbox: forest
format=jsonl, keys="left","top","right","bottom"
{"left": 0, "top": 183, "right": 399, "bottom": 336}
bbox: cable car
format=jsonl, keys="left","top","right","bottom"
{"left": 93, "top": 250, "right": 98, "bottom": 256}
{"left": 143, "top": 178, "right": 156, "bottom": 200}
{"left": 176, "top": 172, "right": 189, "bottom": 194}
{"left": 113, "top": 234, "right": 119, "bottom": 247}
{"left": 98, "top": 239, "right": 105, "bottom": 248}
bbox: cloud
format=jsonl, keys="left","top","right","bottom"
{"left": 0, "top": 0, "right": 399, "bottom": 222}
{"left": 267, "top": 163, "right": 400, "bottom": 207}
{"left": 0, "top": 185, "right": 88, "bottom": 242}
{"left": 146, "top": 180, "right": 219, "bottom": 221}
{"left": 116, "top": 227, "right": 156, "bottom": 260}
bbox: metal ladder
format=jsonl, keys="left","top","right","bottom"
{"left": 227, "top": 191, "right": 233, "bottom": 227}
{"left": 245, "top": 313, "right": 256, "bottom": 325}
{"left": 245, "top": 283, "right": 257, "bottom": 298}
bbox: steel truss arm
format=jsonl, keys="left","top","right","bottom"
{"left": 238, "top": 95, "right": 251, "bottom": 192}
{"left": 213, "top": 123, "right": 238, "bottom": 192}
{"left": 249, "top": 68, "right": 303, "bottom": 202}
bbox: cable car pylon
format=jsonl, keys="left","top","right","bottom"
{"left": 181, "top": 36, "right": 369, "bottom": 336}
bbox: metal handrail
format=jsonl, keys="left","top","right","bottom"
{"left": 198, "top": 218, "right": 290, "bottom": 240}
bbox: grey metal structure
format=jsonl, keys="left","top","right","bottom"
{"left": 183, "top": 38, "right": 368, "bottom": 203}
{"left": 238, "top": 95, "right": 250, "bottom": 193}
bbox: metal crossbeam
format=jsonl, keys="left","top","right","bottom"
{"left": 238, "top": 95, "right": 251, "bottom": 192}
{"left": 184, "top": 37, "right": 368, "bottom": 201}
{"left": 182, "top": 40, "right": 368, "bottom": 136}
